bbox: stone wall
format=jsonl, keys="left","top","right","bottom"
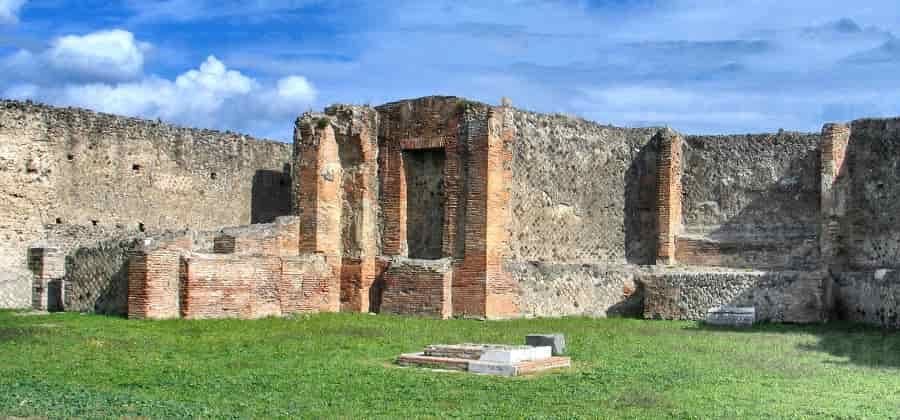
{"left": 843, "top": 118, "right": 900, "bottom": 270}
{"left": 642, "top": 270, "right": 829, "bottom": 323}
{"left": 833, "top": 270, "right": 900, "bottom": 328}
{"left": 678, "top": 133, "right": 821, "bottom": 269}
{"left": 508, "top": 110, "right": 661, "bottom": 265}
{"left": 508, "top": 262, "right": 643, "bottom": 318}
{"left": 0, "top": 100, "right": 293, "bottom": 308}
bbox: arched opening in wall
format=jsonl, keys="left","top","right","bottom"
{"left": 55, "top": 218, "right": 63, "bottom": 224}
{"left": 403, "top": 148, "right": 446, "bottom": 260}
{"left": 210, "top": 172, "right": 217, "bottom": 180}
{"left": 67, "top": 154, "right": 75, "bottom": 161}
{"left": 91, "top": 220, "right": 99, "bottom": 226}
{"left": 132, "top": 164, "right": 142, "bottom": 172}
{"left": 138, "top": 222, "right": 145, "bottom": 232}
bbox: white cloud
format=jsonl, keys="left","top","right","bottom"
{"left": 276, "top": 76, "right": 316, "bottom": 104}
{"left": 0, "top": 0, "right": 25, "bottom": 25}
{"left": 9, "top": 55, "right": 317, "bottom": 140}
{"left": 47, "top": 29, "right": 150, "bottom": 82}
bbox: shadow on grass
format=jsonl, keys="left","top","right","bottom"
{"left": 683, "top": 322, "right": 900, "bottom": 369}
{"left": 0, "top": 327, "right": 38, "bottom": 343}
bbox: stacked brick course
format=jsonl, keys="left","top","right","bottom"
{"left": 381, "top": 258, "right": 453, "bottom": 319}
{"left": 127, "top": 248, "right": 182, "bottom": 320}
{"left": 655, "top": 129, "right": 683, "bottom": 265}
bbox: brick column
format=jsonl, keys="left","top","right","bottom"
{"left": 821, "top": 123, "right": 851, "bottom": 269}
{"left": 29, "top": 247, "right": 66, "bottom": 311}
{"left": 484, "top": 104, "right": 518, "bottom": 319}
{"left": 127, "top": 248, "right": 181, "bottom": 319}
{"left": 655, "top": 129, "right": 683, "bottom": 265}
{"left": 458, "top": 103, "right": 519, "bottom": 319}
{"left": 295, "top": 118, "right": 343, "bottom": 312}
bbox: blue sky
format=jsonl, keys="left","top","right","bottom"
{"left": 2, "top": 0, "right": 900, "bottom": 141}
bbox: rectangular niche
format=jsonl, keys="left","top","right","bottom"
{"left": 403, "top": 148, "right": 446, "bottom": 259}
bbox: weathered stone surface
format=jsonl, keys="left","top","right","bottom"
{"left": 0, "top": 100, "right": 292, "bottom": 308}
{"left": 678, "top": 133, "right": 821, "bottom": 270}
{"left": 834, "top": 270, "right": 900, "bottom": 328}
{"left": 526, "top": 334, "right": 566, "bottom": 356}
{"left": 842, "top": 118, "right": 900, "bottom": 270}
{"left": 508, "top": 110, "right": 661, "bottom": 265}
{"left": 508, "top": 262, "right": 643, "bottom": 318}
{"left": 705, "top": 307, "right": 755, "bottom": 327}
{"left": 642, "top": 270, "right": 829, "bottom": 323}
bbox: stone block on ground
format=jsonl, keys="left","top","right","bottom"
{"left": 526, "top": 334, "right": 566, "bottom": 356}
{"left": 705, "top": 306, "right": 755, "bottom": 327}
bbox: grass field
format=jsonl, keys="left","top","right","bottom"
{"left": 1, "top": 310, "right": 899, "bottom": 419}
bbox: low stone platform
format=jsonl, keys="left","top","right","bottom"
{"left": 396, "top": 344, "right": 571, "bottom": 377}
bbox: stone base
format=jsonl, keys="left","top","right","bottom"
{"left": 397, "top": 353, "right": 571, "bottom": 377}
{"left": 397, "top": 343, "right": 570, "bottom": 377}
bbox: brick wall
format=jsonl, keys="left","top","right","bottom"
{"left": 376, "top": 97, "right": 464, "bottom": 259}
{"left": 381, "top": 258, "right": 452, "bottom": 319}
{"left": 180, "top": 255, "right": 283, "bottom": 319}
{"left": 655, "top": 129, "right": 683, "bottom": 265}
{"left": 0, "top": 100, "right": 292, "bottom": 309}
{"left": 127, "top": 248, "right": 181, "bottom": 320}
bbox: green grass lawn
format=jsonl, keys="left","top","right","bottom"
{"left": 1, "top": 310, "right": 899, "bottom": 419}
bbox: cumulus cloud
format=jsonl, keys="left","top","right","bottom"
{"left": 0, "top": 0, "right": 25, "bottom": 25}
{"left": 47, "top": 30, "right": 150, "bottom": 82}
{"left": 3, "top": 29, "right": 150, "bottom": 84}
{"left": 6, "top": 55, "right": 317, "bottom": 140}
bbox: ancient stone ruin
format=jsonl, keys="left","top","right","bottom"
{"left": 3, "top": 96, "right": 900, "bottom": 327}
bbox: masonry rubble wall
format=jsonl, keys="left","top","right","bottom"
{"left": 833, "top": 270, "right": 900, "bottom": 328}
{"left": 0, "top": 100, "right": 293, "bottom": 308}
{"left": 842, "top": 118, "right": 900, "bottom": 270}
{"left": 678, "top": 133, "right": 822, "bottom": 270}
{"left": 508, "top": 110, "right": 661, "bottom": 265}
{"left": 642, "top": 270, "right": 830, "bottom": 323}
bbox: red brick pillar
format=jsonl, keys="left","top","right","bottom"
{"left": 821, "top": 123, "right": 850, "bottom": 268}
{"left": 458, "top": 103, "right": 519, "bottom": 319}
{"left": 295, "top": 118, "right": 343, "bottom": 312}
{"left": 484, "top": 104, "right": 518, "bottom": 319}
{"left": 655, "top": 129, "right": 683, "bottom": 265}
{"left": 127, "top": 248, "right": 182, "bottom": 319}
{"left": 29, "top": 247, "right": 66, "bottom": 311}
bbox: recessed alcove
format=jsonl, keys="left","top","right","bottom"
{"left": 403, "top": 148, "right": 446, "bottom": 260}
